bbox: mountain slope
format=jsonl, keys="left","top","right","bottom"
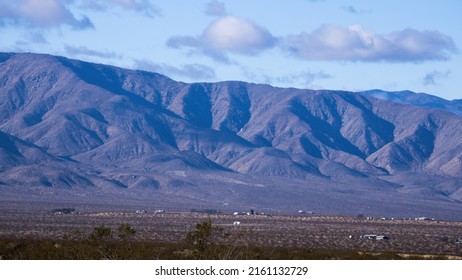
{"left": 1, "top": 52, "right": 462, "bottom": 219}
{"left": 358, "top": 89, "right": 462, "bottom": 116}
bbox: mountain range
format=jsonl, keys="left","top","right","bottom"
{"left": 1, "top": 52, "right": 462, "bottom": 219}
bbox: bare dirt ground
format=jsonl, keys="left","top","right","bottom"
{"left": 0, "top": 209, "right": 461, "bottom": 258}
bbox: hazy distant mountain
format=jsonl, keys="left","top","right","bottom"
{"left": 358, "top": 89, "right": 462, "bottom": 116}
{"left": 1, "top": 52, "right": 462, "bottom": 219}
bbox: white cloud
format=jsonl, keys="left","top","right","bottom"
{"left": 167, "top": 16, "right": 277, "bottom": 63}
{"left": 282, "top": 24, "right": 457, "bottom": 62}
{"left": 79, "top": 0, "right": 161, "bottom": 17}
{"left": 0, "top": 0, "right": 93, "bottom": 29}
{"left": 202, "top": 17, "right": 275, "bottom": 53}
{"left": 135, "top": 60, "right": 216, "bottom": 80}
{"left": 205, "top": 1, "right": 227, "bottom": 16}
{"left": 168, "top": 21, "right": 456, "bottom": 64}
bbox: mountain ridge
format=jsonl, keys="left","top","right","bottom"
{"left": 1, "top": 52, "right": 462, "bottom": 219}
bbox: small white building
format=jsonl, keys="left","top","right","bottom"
{"left": 361, "top": 234, "right": 377, "bottom": 240}
{"left": 415, "top": 217, "right": 432, "bottom": 221}
{"left": 376, "top": 235, "right": 389, "bottom": 240}
{"left": 233, "top": 221, "right": 241, "bottom": 225}
{"left": 361, "top": 234, "right": 389, "bottom": 240}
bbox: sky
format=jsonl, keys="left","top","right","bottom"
{"left": 0, "top": 0, "right": 461, "bottom": 100}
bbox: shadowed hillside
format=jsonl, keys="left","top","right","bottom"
{"left": 1, "top": 52, "right": 462, "bottom": 219}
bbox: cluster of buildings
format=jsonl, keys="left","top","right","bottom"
{"left": 233, "top": 209, "right": 265, "bottom": 216}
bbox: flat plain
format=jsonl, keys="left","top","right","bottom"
{"left": 0, "top": 208, "right": 461, "bottom": 259}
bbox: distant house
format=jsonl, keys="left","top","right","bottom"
{"left": 361, "top": 234, "right": 377, "bottom": 240}
{"left": 233, "top": 212, "right": 239, "bottom": 216}
{"left": 415, "top": 217, "right": 433, "bottom": 221}
{"left": 455, "top": 239, "right": 462, "bottom": 244}
{"left": 298, "top": 210, "right": 315, "bottom": 215}
{"left": 52, "top": 208, "right": 75, "bottom": 215}
{"left": 376, "top": 235, "right": 389, "bottom": 240}
{"left": 360, "top": 234, "right": 389, "bottom": 240}
{"left": 233, "top": 221, "right": 241, "bottom": 225}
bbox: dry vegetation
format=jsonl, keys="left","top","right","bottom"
{"left": 0, "top": 210, "right": 461, "bottom": 259}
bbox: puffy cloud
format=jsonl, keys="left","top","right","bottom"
{"left": 79, "top": 0, "right": 161, "bottom": 17}
{"left": 64, "top": 45, "right": 121, "bottom": 59}
{"left": 205, "top": 1, "right": 227, "bottom": 16}
{"left": 167, "top": 16, "right": 277, "bottom": 63}
{"left": 168, "top": 21, "right": 456, "bottom": 64}
{"left": 201, "top": 17, "right": 276, "bottom": 53}
{"left": 135, "top": 60, "right": 216, "bottom": 80}
{"left": 282, "top": 24, "right": 457, "bottom": 62}
{"left": 0, "top": 0, "right": 93, "bottom": 29}
{"left": 423, "top": 70, "right": 450, "bottom": 86}
{"left": 386, "top": 29, "right": 457, "bottom": 61}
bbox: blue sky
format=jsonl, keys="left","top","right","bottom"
{"left": 1, "top": 0, "right": 460, "bottom": 100}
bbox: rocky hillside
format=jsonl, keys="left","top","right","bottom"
{"left": 1, "top": 52, "right": 462, "bottom": 219}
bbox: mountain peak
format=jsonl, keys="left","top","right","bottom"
{"left": 1, "top": 52, "right": 462, "bottom": 219}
